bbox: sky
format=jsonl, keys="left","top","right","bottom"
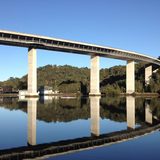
{"left": 0, "top": 0, "right": 160, "bottom": 81}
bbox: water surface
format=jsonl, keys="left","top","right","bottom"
{"left": 0, "top": 96, "right": 159, "bottom": 159}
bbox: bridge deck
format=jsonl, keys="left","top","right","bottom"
{"left": 0, "top": 30, "right": 160, "bottom": 65}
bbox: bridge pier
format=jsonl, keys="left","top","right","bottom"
{"left": 89, "top": 55, "right": 101, "bottom": 96}
{"left": 90, "top": 96, "right": 100, "bottom": 136}
{"left": 126, "top": 96, "right": 135, "bottom": 129}
{"left": 27, "top": 98, "right": 38, "bottom": 145}
{"left": 126, "top": 60, "right": 135, "bottom": 94}
{"left": 27, "top": 48, "right": 38, "bottom": 97}
{"left": 145, "top": 65, "right": 152, "bottom": 85}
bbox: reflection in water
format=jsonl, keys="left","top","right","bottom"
{"left": 27, "top": 98, "right": 38, "bottom": 146}
{"left": 0, "top": 96, "right": 159, "bottom": 159}
{"left": 126, "top": 96, "right": 135, "bottom": 129}
{"left": 0, "top": 96, "right": 157, "bottom": 126}
{"left": 145, "top": 100, "right": 153, "bottom": 124}
{"left": 90, "top": 96, "right": 100, "bottom": 136}
{"left": 40, "top": 96, "right": 59, "bottom": 104}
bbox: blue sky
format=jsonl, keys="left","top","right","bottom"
{"left": 0, "top": 0, "right": 160, "bottom": 81}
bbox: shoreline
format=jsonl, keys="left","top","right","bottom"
{"left": 120, "top": 92, "right": 159, "bottom": 97}
{"left": 0, "top": 92, "right": 159, "bottom": 98}
{"left": 0, "top": 93, "right": 18, "bottom": 97}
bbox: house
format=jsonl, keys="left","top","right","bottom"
{"left": 0, "top": 87, "right": 3, "bottom": 93}
{"left": 0, "top": 86, "right": 18, "bottom": 94}
{"left": 39, "top": 86, "right": 53, "bottom": 95}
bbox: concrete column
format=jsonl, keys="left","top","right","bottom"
{"left": 89, "top": 55, "right": 101, "bottom": 96}
{"left": 27, "top": 98, "right": 38, "bottom": 145}
{"left": 27, "top": 48, "right": 38, "bottom": 96}
{"left": 90, "top": 96, "right": 100, "bottom": 136}
{"left": 126, "top": 96, "right": 135, "bottom": 129}
{"left": 126, "top": 60, "right": 135, "bottom": 94}
{"left": 145, "top": 100, "right": 152, "bottom": 124}
{"left": 145, "top": 65, "right": 152, "bottom": 85}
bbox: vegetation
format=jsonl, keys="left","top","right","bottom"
{"left": 0, "top": 97, "right": 148, "bottom": 123}
{"left": 1, "top": 97, "right": 160, "bottom": 123}
{"left": 0, "top": 63, "right": 160, "bottom": 95}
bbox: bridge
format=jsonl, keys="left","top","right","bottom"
{"left": 0, "top": 30, "right": 160, "bottom": 96}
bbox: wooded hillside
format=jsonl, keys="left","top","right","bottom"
{"left": 0, "top": 63, "right": 160, "bottom": 95}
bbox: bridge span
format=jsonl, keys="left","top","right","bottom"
{"left": 0, "top": 30, "right": 160, "bottom": 96}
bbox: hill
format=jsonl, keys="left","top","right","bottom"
{"left": 0, "top": 63, "right": 160, "bottom": 95}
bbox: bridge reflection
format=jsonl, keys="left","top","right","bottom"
{"left": 145, "top": 100, "right": 153, "bottom": 124}
{"left": 0, "top": 96, "right": 159, "bottom": 159}
{"left": 27, "top": 98, "right": 38, "bottom": 146}
{"left": 26, "top": 96, "right": 155, "bottom": 146}
{"left": 126, "top": 96, "right": 136, "bottom": 129}
{"left": 90, "top": 96, "right": 100, "bottom": 136}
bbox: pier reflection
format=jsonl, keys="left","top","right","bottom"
{"left": 145, "top": 99, "right": 153, "bottom": 124}
{"left": 126, "top": 96, "right": 135, "bottom": 129}
{"left": 27, "top": 98, "right": 38, "bottom": 146}
{"left": 90, "top": 96, "right": 100, "bottom": 136}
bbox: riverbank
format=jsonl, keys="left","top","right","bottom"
{"left": 0, "top": 93, "right": 18, "bottom": 97}
{"left": 0, "top": 92, "right": 159, "bottom": 98}
{"left": 120, "top": 92, "right": 159, "bottom": 97}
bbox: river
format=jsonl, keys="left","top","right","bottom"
{"left": 0, "top": 96, "right": 160, "bottom": 160}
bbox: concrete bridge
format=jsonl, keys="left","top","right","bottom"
{"left": 0, "top": 30, "right": 160, "bottom": 96}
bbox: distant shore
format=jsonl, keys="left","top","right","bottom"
{"left": 0, "top": 93, "right": 18, "bottom": 97}
{"left": 120, "top": 92, "right": 159, "bottom": 97}
{"left": 0, "top": 92, "right": 159, "bottom": 98}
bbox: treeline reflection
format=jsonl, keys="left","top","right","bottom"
{"left": 0, "top": 96, "right": 160, "bottom": 123}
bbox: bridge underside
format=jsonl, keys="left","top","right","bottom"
{"left": 0, "top": 39, "right": 139, "bottom": 61}
{"left": 0, "top": 30, "right": 160, "bottom": 65}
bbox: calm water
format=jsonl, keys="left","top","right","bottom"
{"left": 0, "top": 96, "right": 160, "bottom": 159}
